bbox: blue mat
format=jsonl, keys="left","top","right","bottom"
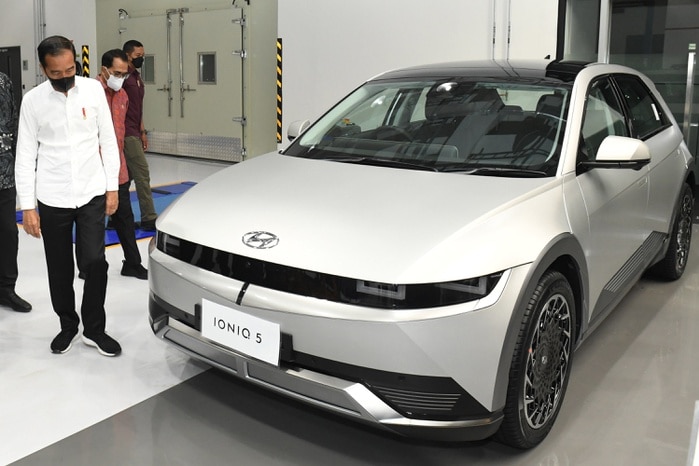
{"left": 15, "top": 182, "right": 195, "bottom": 246}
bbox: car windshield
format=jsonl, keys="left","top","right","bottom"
{"left": 285, "top": 78, "right": 570, "bottom": 176}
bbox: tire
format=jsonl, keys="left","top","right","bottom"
{"left": 649, "top": 183, "right": 694, "bottom": 281}
{"left": 495, "top": 270, "right": 576, "bottom": 449}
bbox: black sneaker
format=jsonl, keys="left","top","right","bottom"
{"left": 121, "top": 261, "right": 148, "bottom": 280}
{"left": 0, "top": 290, "right": 32, "bottom": 312}
{"left": 82, "top": 333, "right": 122, "bottom": 357}
{"left": 51, "top": 328, "right": 78, "bottom": 354}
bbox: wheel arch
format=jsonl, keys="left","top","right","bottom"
{"left": 686, "top": 168, "right": 696, "bottom": 198}
{"left": 490, "top": 233, "right": 589, "bottom": 411}
{"left": 649, "top": 167, "right": 696, "bottom": 270}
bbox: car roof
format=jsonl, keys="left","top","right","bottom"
{"left": 373, "top": 60, "right": 593, "bottom": 84}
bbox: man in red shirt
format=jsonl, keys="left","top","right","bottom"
{"left": 97, "top": 49, "right": 147, "bottom": 279}
{"left": 122, "top": 39, "right": 156, "bottom": 231}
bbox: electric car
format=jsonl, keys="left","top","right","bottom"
{"left": 148, "top": 60, "right": 695, "bottom": 448}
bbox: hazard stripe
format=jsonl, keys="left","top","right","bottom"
{"left": 81, "top": 45, "right": 89, "bottom": 77}
{"left": 276, "top": 38, "right": 282, "bottom": 143}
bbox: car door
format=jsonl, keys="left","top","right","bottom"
{"left": 611, "top": 74, "right": 685, "bottom": 236}
{"left": 574, "top": 76, "right": 651, "bottom": 318}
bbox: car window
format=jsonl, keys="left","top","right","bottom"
{"left": 580, "top": 77, "right": 628, "bottom": 161}
{"left": 288, "top": 78, "right": 570, "bottom": 177}
{"left": 613, "top": 74, "right": 670, "bottom": 139}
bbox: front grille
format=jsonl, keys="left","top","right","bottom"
{"left": 291, "top": 351, "right": 490, "bottom": 421}
{"left": 156, "top": 232, "right": 500, "bottom": 309}
{"left": 371, "top": 385, "right": 462, "bottom": 415}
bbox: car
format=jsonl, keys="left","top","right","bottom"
{"left": 148, "top": 60, "right": 695, "bottom": 448}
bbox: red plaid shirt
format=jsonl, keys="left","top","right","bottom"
{"left": 97, "top": 76, "right": 129, "bottom": 185}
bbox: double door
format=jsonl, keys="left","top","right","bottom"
{"left": 122, "top": 6, "right": 245, "bottom": 161}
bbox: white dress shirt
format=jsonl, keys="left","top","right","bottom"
{"left": 15, "top": 76, "right": 120, "bottom": 210}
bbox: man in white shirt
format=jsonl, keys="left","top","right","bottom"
{"left": 15, "top": 36, "right": 122, "bottom": 356}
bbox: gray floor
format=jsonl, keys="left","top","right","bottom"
{"left": 6, "top": 155, "right": 699, "bottom": 465}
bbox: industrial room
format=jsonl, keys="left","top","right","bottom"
{"left": 2, "top": 0, "right": 699, "bottom": 464}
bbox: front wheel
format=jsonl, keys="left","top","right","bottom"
{"left": 495, "top": 270, "right": 576, "bottom": 449}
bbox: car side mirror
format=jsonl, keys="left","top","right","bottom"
{"left": 287, "top": 120, "right": 311, "bottom": 142}
{"left": 579, "top": 135, "right": 651, "bottom": 171}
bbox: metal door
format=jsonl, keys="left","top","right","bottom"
{"left": 122, "top": 5, "right": 244, "bottom": 162}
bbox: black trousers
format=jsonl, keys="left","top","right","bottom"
{"left": 111, "top": 182, "right": 141, "bottom": 266}
{"left": 0, "top": 186, "right": 18, "bottom": 293}
{"left": 39, "top": 196, "right": 108, "bottom": 337}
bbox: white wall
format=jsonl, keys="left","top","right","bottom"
{"left": 278, "top": 0, "right": 559, "bottom": 146}
{"left": 0, "top": 0, "right": 34, "bottom": 92}
{"left": 278, "top": 0, "right": 492, "bottom": 140}
{"left": 1, "top": 0, "right": 560, "bottom": 151}
{"left": 0, "top": 0, "right": 96, "bottom": 94}
{"left": 508, "top": 0, "right": 559, "bottom": 60}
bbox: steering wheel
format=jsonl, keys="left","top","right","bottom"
{"left": 375, "top": 125, "right": 413, "bottom": 142}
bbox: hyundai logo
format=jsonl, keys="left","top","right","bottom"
{"left": 242, "top": 231, "right": 279, "bottom": 249}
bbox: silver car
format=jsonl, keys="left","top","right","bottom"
{"left": 148, "top": 60, "right": 695, "bottom": 448}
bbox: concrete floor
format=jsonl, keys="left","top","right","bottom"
{"left": 3, "top": 155, "right": 699, "bottom": 465}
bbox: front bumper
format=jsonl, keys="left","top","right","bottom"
{"left": 148, "top": 247, "right": 532, "bottom": 441}
{"left": 150, "top": 294, "right": 503, "bottom": 441}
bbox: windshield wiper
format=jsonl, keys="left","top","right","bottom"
{"left": 441, "top": 166, "right": 550, "bottom": 177}
{"left": 304, "top": 153, "right": 438, "bottom": 172}
{"left": 346, "top": 157, "right": 438, "bottom": 172}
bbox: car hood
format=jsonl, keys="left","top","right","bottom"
{"left": 158, "top": 153, "right": 570, "bottom": 283}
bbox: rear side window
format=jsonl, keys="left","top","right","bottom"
{"left": 613, "top": 74, "right": 669, "bottom": 139}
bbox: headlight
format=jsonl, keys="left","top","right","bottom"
{"left": 158, "top": 232, "right": 504, "bottom": 309}
{"left": 354, "top": 273, "right": 503, "bottom": 309}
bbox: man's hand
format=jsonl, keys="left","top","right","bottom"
{"left": 22, "top": 209, "right": 41, "bottom": 238}
{"left": 105, "top": 191, "right": 118, "bottom": 216}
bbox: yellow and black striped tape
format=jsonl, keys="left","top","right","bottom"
{"left": 276, "top": 38, "right": 282, "bottom": 143}
{"left": 81, "top": 45, "right": 89, "bottom": 77}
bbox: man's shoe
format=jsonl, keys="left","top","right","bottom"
{"left": 51, "top": 328, "right": 78, "bottom": 354}
{"left": 82, "top": 333, "right": 122, "bottom": 357}
{"left": 0, "top": 290, "right": 32, "bottom": 312}
{"left": 139, "top": 219, "right": 156, "bottom": 231}
{"left": 121, "top": 261, "right": 148, "bottom": 280}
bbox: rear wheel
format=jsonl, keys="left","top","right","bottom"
{"left": 496, "top": 270, "right": 575, "bottom": 449}
{"left": 649, "top": 183, "right": 694, "bottom": 280}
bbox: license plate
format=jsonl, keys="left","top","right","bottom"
{"left": 201, "top": 299, "right": 281, "bottom": 366}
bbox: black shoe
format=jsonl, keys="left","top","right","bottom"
{"left": 121, "top": 261, "right": 148, "bottom": 280}
{"left": 82, "top": 333, "right": 122, "bottom": 357}
{"left": 51, "top": 328, "right": 78, "bottom": 354}
{"left": 139, "top": 219, "right": 156, "bottom": 231}
{"left": 0, "top": 290, "right": 32, "bottom": 312}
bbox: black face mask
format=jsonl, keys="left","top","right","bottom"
{"left": 48, "top": 75, "right": 75, "bottom": 93}
{"left": 132, "top": 56, "right": 144, "bottom": 68}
